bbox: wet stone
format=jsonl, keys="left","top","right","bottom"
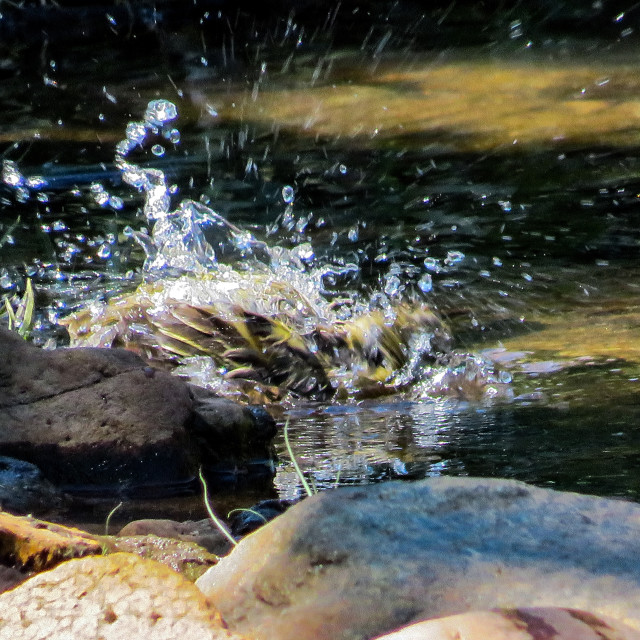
{"left": 197, "top": 477, "right": 640, "bottom": 640}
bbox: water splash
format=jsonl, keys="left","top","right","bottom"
{"left": 61, "top": 99, "right": 506, "bottom": 404}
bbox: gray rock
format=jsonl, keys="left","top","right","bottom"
{"left": 0, "top": 456, "right": 64, "bottom": 514}
{"left": 197, "top": 477, "right": 640, "bottom": 640}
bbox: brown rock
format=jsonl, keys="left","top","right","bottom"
{"left": 0, "top": 552, "right": 241, "bottom": 639}
{"left": 0, "top": 328, "right": 195, "bottom": 491}
{"left": 0, "top": 510, "right": 101, "bottom": 572}
{"left": 0, "top": 329, "right": 277, "bottom": 495}
{"left": 109, "top": 534, "right": 218, "bottom": 581}
{"left": 374, "top": 608, "right": 640, "bottom": 640}
{"left": 197, "top": 477, "right": 640, "bottom": 640}
{"left": 118, "top": 518, "right": 233, "bottom": 556}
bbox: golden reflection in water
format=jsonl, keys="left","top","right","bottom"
{"left": 210, "top": 61, "right": 640, "bottom": 152}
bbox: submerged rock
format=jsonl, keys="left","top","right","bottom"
{"left": 197, "top": 477, "right": 640, "bottom": 640}
{"left": 0, "top": 328, "right": 276, "bottom": 496}
{"left": 0, "top": 552, "right": 241, "bottom": 639}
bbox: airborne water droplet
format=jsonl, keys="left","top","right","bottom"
{"left": 97, "top": 243, "right": 111, "bottom": 259}
{"left": 151, "top": 144, "right": 165, "bottom": 157}
{"left": 418, "top": 273, "right": 433, "bottom": 293}
{"left": 144, "top": 99, "right": 178, "bottom": 126}
{"left": 282, "top": 185, "right": 295, "bottom": 204}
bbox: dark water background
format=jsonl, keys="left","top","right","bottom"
{"left": 2, "top": 1, "right": 640, "bottom": 525}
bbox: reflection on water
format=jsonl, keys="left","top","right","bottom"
{"left": 2, "top": 8, "right": 640, "bottom": 512}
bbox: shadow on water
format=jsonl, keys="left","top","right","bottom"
{"left": 2, "top": 2, "right": 640, "bottom": 523}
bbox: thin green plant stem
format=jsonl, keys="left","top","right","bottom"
{"left": 199, "top": 467, "right": 238, "bottom": 547}
{"left": 104, "top": 501, "right": 123, "bottom": 536}
{"left": 227, "top": 508, "right": 268, "bottom": 523}
{"left": 283, "top": 418, "right": 315, "bottom": 497}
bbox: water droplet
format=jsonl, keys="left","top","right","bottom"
{"left": 26, "top": 176, "right": 47, "bottom": 189}
{"left": 167, "top": 128, "right": 180, "bottom": 144}
{"left": 292, "top": 243, "right": 315, "bottom": 263}
{"left": 97, "top": 243, "right": 111, "bottom": 259}
{"left": 123, "top": 225, "right": 134, "bottom": 237}
{"left": 347, "top": 225, "right": 359, "bottom": 242}
{"left": 339, "top": 164, "right": 347, "bottom": 174}
{"left": 0, "top": 273, "right": 13, "bottom": 289}
{"left": 418, "top": 273, "right": 433, "bottom": 293}
{"left": 151, "top": 144, "right": 165, "bottom": 157}
{"left": 109, "top": 195, "right": 124, "bottom": 210}
{"left": 125, "top": 121, "right": 147, "bottom": 145}
{"left": 116, "top": 139, "right": 135, "bottom": 156}
{"left": 499, "top": 370, "right": 513, "bottom": 383}
{"left": 492, "top": 256, "right": 503, "bottom": 267}
{"left": 36, "top": 192, "right": 49, "bottom": 203}
{"left": 384, "top": 274, "right": 402, "bottom": 297}
{"left": 423, "top": 257, "right": 441, "bottom": 273}
{"left": 2, "top": 160, "right": 24, "bottom": 187}
{"left": 52, "top": 220, "right": 67, "bottom": 231}
{"left": 144, "top": 99, "right": 178, "bottom": 126}
{"left": 282, "top": 185, "right": 295, "bottom": 204}
{"left": 445, "top": 250, "right": 465, "bottom": 265}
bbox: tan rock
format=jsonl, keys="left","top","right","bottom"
{"left": 374, "top": 608, "right": 640, "bottom": 640}
{"left": 0, "top": 552, "right": 242, "bottom": 639}
{"left": 197, "top": 477, "right": 640, "bottom": 640}
{"left": 0, "top": 510, "right": 101, "bottom": 571}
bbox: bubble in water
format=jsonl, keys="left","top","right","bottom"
{"left": 499, "top": 370, "right": 513, "bottom": 383}
{"left": 282, "top": 185, "right": 295, "bottom": 204}
{"left": 347, "top": 225, "right": 359, "bottom": 242}
{"left": 36, "top": 192, "right": 49, "bottom": 203}
{"left": 418, "top": 273, "right": 433, "bottom": 293}
{"left": 144, "top": 99, "right": 178, "bottom": 126}
{"left": 2, "top": 160, "right": 24, "bottom": 187}
{"left": 492, "top": 256, "right": 503, "bottom": 267}
{"left": 339, "top": 164, "right": 347, "bottom": 174}
{"left": 97, "top": 243, "right": 111, "bottom": 259}
{"left": 52, "top": 220, "right": 67, "bottom": 231}
{"left": 123, "top": 225, "right": 134, "bottom": 237}
{"left": 151, "top": 144, "right": 165, "bottom": 157}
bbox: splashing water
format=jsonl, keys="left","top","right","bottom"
{"left": 61, "top": 99, "right": 507, "bottom": 404}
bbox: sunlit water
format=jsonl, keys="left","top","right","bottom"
{"left": 2, "top": 24, "right": 640, "bottom": 522}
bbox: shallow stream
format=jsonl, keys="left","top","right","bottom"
{"left": 2, "top": 3, "right": 640, "bottom": 528}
